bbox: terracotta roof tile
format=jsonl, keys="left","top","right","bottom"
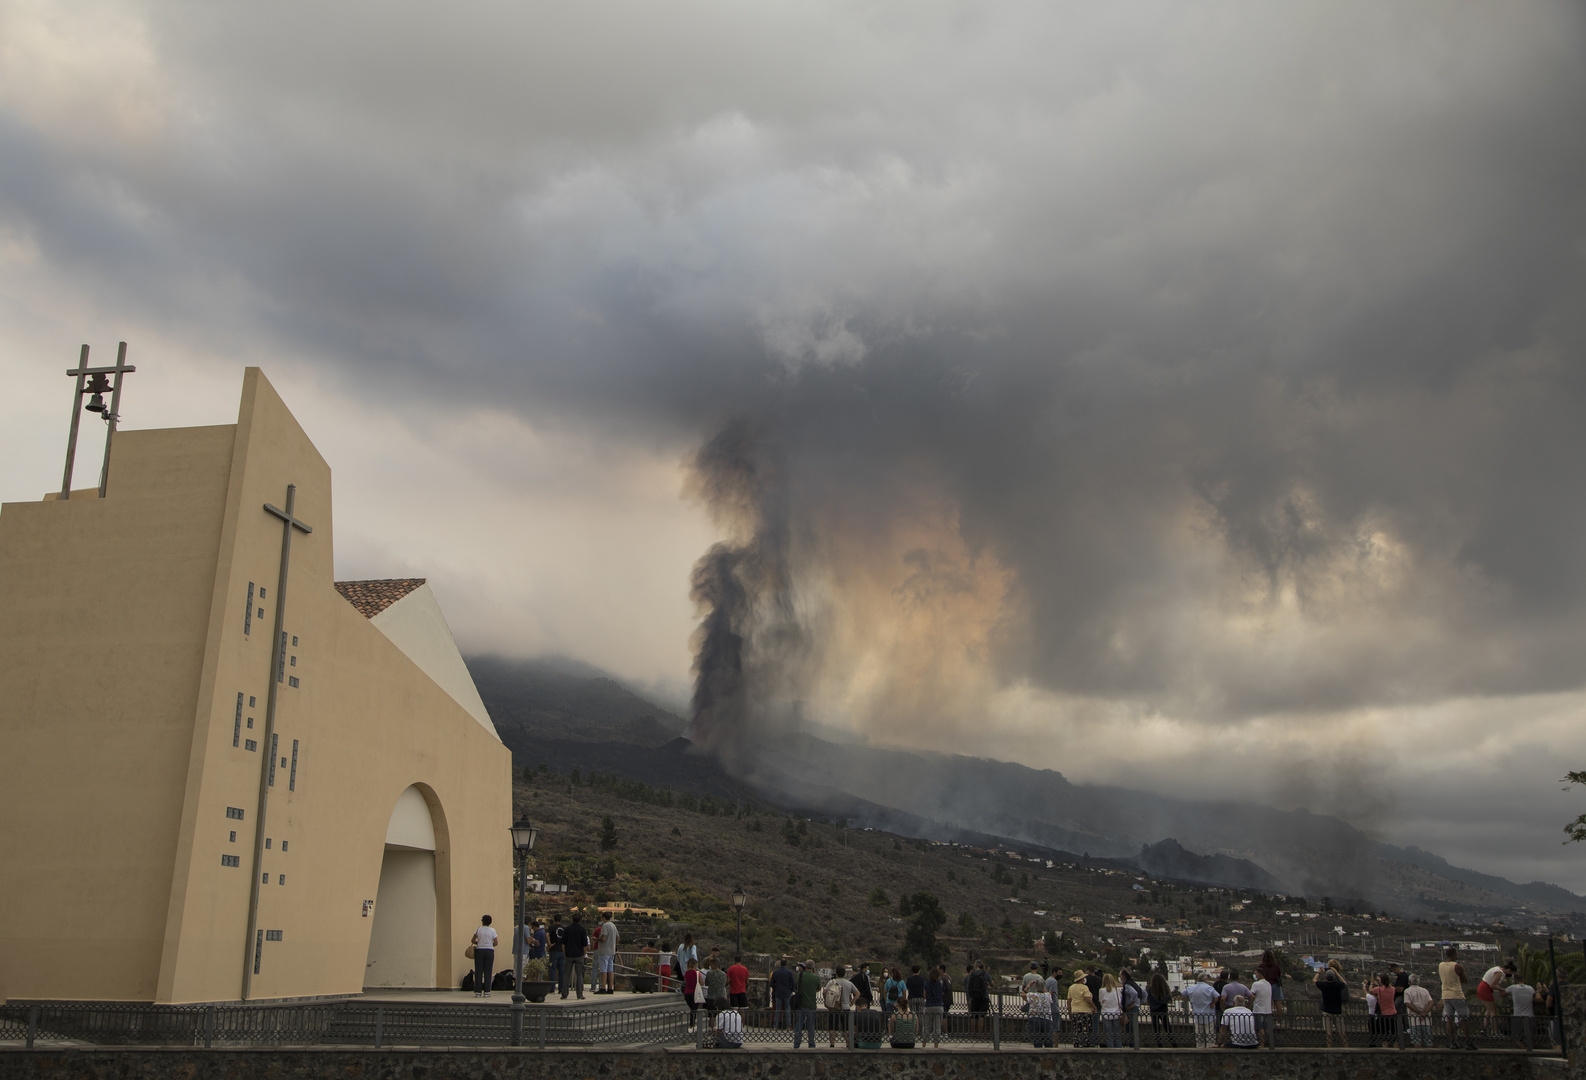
{"left": 334, "top": 578, "right": 426, "bottom": 619}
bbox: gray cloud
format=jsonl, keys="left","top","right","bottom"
{"left": 3, "top": 0, "right": 1586, "bottom": 880}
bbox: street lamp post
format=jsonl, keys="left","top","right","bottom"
{"left": 509, "top": 819, "right": 540, "bottom": 1044}
{"left": 731, "top": 886, "right": 747, "bottom": 957}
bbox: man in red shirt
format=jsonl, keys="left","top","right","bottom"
{"left": 727, "top": 955, "right": 751, "bottom": 1008}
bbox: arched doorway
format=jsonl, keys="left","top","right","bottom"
{"left": 365, "top": 785, "right": 439, "bottom": 988}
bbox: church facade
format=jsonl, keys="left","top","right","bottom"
{"left": 0, "top": 368, "right": 512, "bottom": 1003}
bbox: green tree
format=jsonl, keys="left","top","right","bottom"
{"left": 599, "top": 815, "right": 618, "bottom": 851}
{"left": 901, "top": 892, "right": 949, "bottom": 966}
{"left": 782, "top": 818, "right": 800, "bottom": 846}
{"left": 898, "top": 893, "right": 914, "bottom": 917}
{"left": 1043, "top": 930, "right": 1061, "bottom": 955}
{"left": 869, "top": 886, "right": 890, "bottom": 908}
{"left": 959, "top": 912, "right": 978, "bottom": 935}
{"left": 1564, "top": 771, "right": 1586, "bottom": 842}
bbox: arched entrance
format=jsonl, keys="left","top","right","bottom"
{"left": 365, "top": 785, "right": 439, "bottom": 988}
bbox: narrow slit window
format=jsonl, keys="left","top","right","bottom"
{"left": 229, "top": 831, "right": 237, "bottom": 843}
{"left": 267, "top": 734, "right": 278, "bottom": 786}
{"left": 280, "top": 840, "right": 288, "bottom": 852}
{"left": 247, "top": 716, "right": 254, "bottom": 729}
{"left": 245, "top": 582, "right": 254, "bottom": 635}
{"left": 233, "top": 692, "right": 243, "bottom": 747}
{"left": 278, "top": 875, "right": 285, "bottom": 886}
{"left": 253, "top": 929, "right": 263, "bottom": 974}
{"left": 258, "top": 587, "right": 266, "bottom": 599}
{"left": 289, "top": 740, "right": 298, "bottom": 791}
{"left": 277, "top": 632, "right": 287, "bottom": 682}
{"left": 262, "top": 873, "right": 269, "bottom": 884}
{"left": 265, "top": 838, "right": 271, "bottom": 849}
{"left": 291, "top": 636, "right": 298, "bottom": 647}
{"left": 249, "top": 696, "right": 256, "bottom": 708}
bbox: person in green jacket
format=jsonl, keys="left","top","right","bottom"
{"left": 794, "top": 962, "right": 822, "bottom": 1048}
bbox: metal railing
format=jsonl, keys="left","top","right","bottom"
{"left": 2, "top": 995, "right": 1560, "bottom": 1052}
{"left": 0, "top": 1000, "right": 690, "bottom": 1050}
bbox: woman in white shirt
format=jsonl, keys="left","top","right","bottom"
{"left": 471, "top": 916, "right": 498, "bottom": 997}
{"left": 1097, "top": 974, "right": 1124, "bottom": 1048}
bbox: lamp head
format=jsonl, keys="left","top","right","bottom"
{"left": 510, "top": 818, "right": 539, "bottom": 852}
{"left": 731, "top": 886, "right": 747, "bottom": 911}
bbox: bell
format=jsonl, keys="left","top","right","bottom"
{"left": 84, "top": 373, "right": 112, "bottom": 413}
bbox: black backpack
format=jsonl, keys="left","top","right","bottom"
{"left": 460, "top": 971, "right": 475, "bottom": 992}
{"left": 493, "top": 969, "right": 517, "bottom": 991}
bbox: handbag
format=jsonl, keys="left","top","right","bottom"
{"left": 465, "top": 945, "right": 476, "bottom": 959}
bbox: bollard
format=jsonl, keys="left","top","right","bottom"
{"left": 1398, "top": 1012, "right": 1407, "bottom": 1050}
{"left": 538, "top": 1010, "right": 548, "bottom": 1051}
{"left": 26, "top": 1005, "right": 39, "bottom": 1049}
{"left": 373, "top": 1005, "right": 383, "bottom": 1049}
{"left": 511, "top": 1002, "right": 524, "bottom": 1047}
{"left": 695, "top": 1017, "right": 705, "bottom": 1049}
{"left": 204, "top": 1005, "right": 215, "bottom": 1049}
{"left": 1269, "top": 1011, "right": 1278, "bottom": 1050}
{"left": 993, "top": 1005, "right": 1001, "bottom": 1050}
{"left": 847, "top": 1007, "right": 855, "bottom": 1049}
{"left": 1131, "top": 1012, "right": 1141, "bottom": 1049}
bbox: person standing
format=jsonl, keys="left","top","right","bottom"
{"left": 1256, "top": 950, "right": 1285, "bottom": 1018}
{"left": 1369, "top": 973, "right": 1398, "bottom": 1046}
{"left": 562, "top": 912, "right": 589, "bottom": 1000}
{"left": 1388, "top": 962, "right": 1409, "bottom": 1015}
{"left": 1186, "top": 973, "right": 1220, "bottom": 1048}
{"left": 794, "top": 962, "right": 822, "bottom": 1049}
{"left": 884, "top": 967, "right": 904, "bottom": 1025}
{"left": 1440, "top": 946, "right": 1475, "bottom": 1050}
{"left": 546, "top": 916, "right": 566, "bottom": 998}
{"left": 658, "top": 939, "right": 673, "bottom": 993}
{"left": 1249, "top": 969, "right": 1273, "bottom": 1047}
{"left": 1067, "top": 971, "right": 1096, "bottom": 1047}
{"left": 530, "top": 921, "right": 548, "bottom": 960}
{"left": 966, "top": 963, "right": 991, "bottom": 1038}
{"left": 1147, "top": 971, "right": 1175, "bottom": 1047}
{"left": 727, "top": 955, "right": 750, "bottom": 1008}
{"left": 852, "top": 962, "right": 873, "bottom": 1009}
{"left": 1501, "top": 973, "right": 1536, "bottom": 1049}
{"left": 1404, "top": 973, "right": 1435, "bottom": 1047}
{"left": 595, "top": 912, "right": 620, "bottom": 994}
{"left": 675, "top": 934, "right": 698, "bottom": 997}
{"left": 1026, "top": 976, "right": 1054, "bottom": 1048}
{"left": 471, "top": 915, "right": 498, "bottom": 998}
{"left": 825, "top": 964, "right": 858, "bottom": 1048}
{"left": 1316, "top": 968, "right": 1348, "bottom": 1049}
{"left": 1477, "top": 960, "right": 1508, "bottom": 1037}
{"left": 683, "top": 960, "right": 703, "bottom": 1032}
{"left": 1097, "top": 973, "right": 1123, "bottom": 1048}
{"left": 922, "top": 966, "right": 945, "bottom": 1049}
{"left": 705, "top": 958, "right": 729, "bottom": 1024}
{"left": 905, "top": 964, "right": 926, "bottom": 1019}
{"left": 770, "top": 958, "right": 797, "bottom": 1028}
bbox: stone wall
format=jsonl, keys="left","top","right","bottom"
{"left": 0, "top": 1047, "right": 1548, "bottom": 1080}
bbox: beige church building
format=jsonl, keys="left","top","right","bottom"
{"left": 0, "top": 368, "right": 513, "bottom": 1003}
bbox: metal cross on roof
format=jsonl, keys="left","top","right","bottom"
{"left": 60, "top": 341, "right": 137, "bottom": 500}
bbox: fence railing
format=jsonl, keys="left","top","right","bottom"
{"left": 0, "top": 1000, "right": 689, "bottom": 1050}
{"left": 2, "top": 996, "right": 1562, "bottom": 1052}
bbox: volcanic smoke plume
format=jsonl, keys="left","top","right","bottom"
{"left": 685, "top": 421, "right": 804, "bottom": 770}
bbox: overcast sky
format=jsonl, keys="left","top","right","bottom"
{"left": 3, "top": 0, "right": 1585, "bottom": 891}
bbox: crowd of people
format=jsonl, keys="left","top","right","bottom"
{"left": 471, "top": 917, "right": 1561, "bottom": 1052}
